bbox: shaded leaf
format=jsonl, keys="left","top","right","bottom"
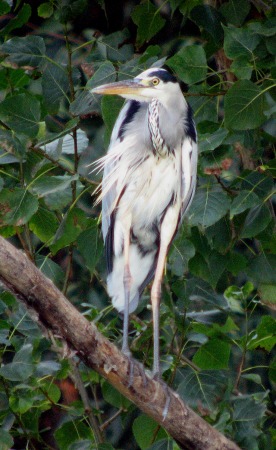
{"left": 230, "top": 190, "right": 260, "bottom": 218}
{"left": 199, "top": 128, "right": 228, "bottom": 153}
{"left": 55, "top": 420, "right": 93, "bottom": 450}
{"left": 1, "top": 35, "right": 46, "bottom": 67}
{"left": 169, "top": 239, "right": 195, "bottom": 276}
{"left": 219, "top": 0, "right": 250, "bottom": 27}
{"left": 42, "top": 63, "right": 70, "bottom": 113}
{"left": 29, "top": 206, "right": 59, "bottom": 242}
{"left": 223, "top": 25, "right": 260, "bottom": 59}
{"left": 0, "top": 93, "right": 41, "bottom": 137}
{"left": 97, "top": 29, "right": 133, "bottom": 62}
{"left": 31, "top": 174, "right": 79, "bottom": 197}
{"left": 0, "top": 188, "right": 38, "bottom": 226}
{"left": 0, "top": 344, "right": 34, "bottom": 381}
{"left": 77, "top": 221, "right": 103, "bottom": 273}
{"left": 0, "top": 3, "right": 31, "bottom": 36}
{"left": 189, "top": 251, "right": 227, "bottom": 288}
{"left": 132, "top": 1, "right": 166, "bottom": 48}
{"left": 224, "top": 80, "right": 265, "bottom": 130}
{"left": 177, "top": 367, "right": 228, "bottom": 409}
{"left": 241, "top": 204, "right": 272, "bottom": 238}
{"left": 132, "top": 414, "right": 166, "bottom": 450}
{"left": 167, "top": 45, "right": 207, "bottom": 84}
{"left": 35, "top": 255, "right": 65, "bottom": 289}
{"left": 50, "top": 208, "right": 88, "bottom": 254}
{"left": 191, "top": 5, "right": 224, "bottom": 41}
{"left": 188, "top": 185, "right": 231, "bottom": 228}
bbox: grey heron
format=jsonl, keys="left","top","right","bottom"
{"left": 92, "top": 68, "right": 197, "bottom": 377}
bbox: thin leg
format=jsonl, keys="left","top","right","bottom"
{"left": 122, "top": 222, "right": 132, "bottom": 356}
{"left": 151, "top": 206, "right": 179, "bottom": 378}
{"left": 151, "top": 245, "right": 168, "bottom": 378}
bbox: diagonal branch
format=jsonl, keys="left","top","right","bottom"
{"left": 0, "top": 236, "right": 240, "bottom": 450}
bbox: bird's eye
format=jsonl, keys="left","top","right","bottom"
{"left": 152, "top": 78, "right": 160, "bottom": 86}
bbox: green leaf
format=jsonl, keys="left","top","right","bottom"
{"left": 0, "top": 344, "right": 34, "bottom": 381}
{"left": 230, "top": 190, "right": 260, "bottom": 218}
{"left": 1, "top": 35, "right": 46, "bottom": 68}
{"left": 38, "top": 2, "right": 54, "bottom": 18}
{"left": 55, "top": 420, "right": 93, "bottom": 450}
{"left": 232, "top": 396, "right": 266, "bottom": 440}
{"left": 219, "top": 0, "right": 250, "bottom": 27}
{"left": 40, "top": 380, "right": 61, "bottom": 403}
{"left": 0, "top": 1, "right": 11, "bottom": 15}
{"left": 241, "top": 204, "right": 272, "bottom": 238}
{"left": 29, "top": 207, "right": 59, "bottom": 242}
{"left": 246, "top": 254, "right": 276, "bottom": 285}
{"left": 0, "top": 93, "right": 41, "bottom": 137}
{"left": 167, "top": 45, "right": 207, "bottom": 84}
{"left": 0, "top": 188, "right": 38, "bottom": 226}
{"left": 9, "top": 393, "right": 34, "bottom": 414}
{"left": 31, "top": 174, "right": 79, "bottom": 197}
{"left": 132, "top": 414, "right": 166, "bottom": 449}
{"left": 169, "top": 238, "right": 195, "bottom": 276}
{"left": 42, "top": 63, "right": 70, "bottom": 113}
{"left": 50, "top": 208, "right": 88, "bottom": 254}
{"left": 35, "top": 255, "right": 65, "bottom": 289}
{"left": 0, "top": 429, "right": 13, "bottom": 449}
{"left": 132, "top": 1, "right": 166, "bottom": 48}
{"left": 77, "top": 221, "right": 103, "bottom": 273}
{"left": 230, "top": 57, "right": 252, "bottom": 80}
{"left": 193, "top": 338, "right": 231, "bottom": 369}
{"left": 102, "top": 381, "right": 131, "bottom": 409}
{"left": 190, "top": 5, "right": 224, "bottom": 41}
{"left": 177, "top": 367, "right": 228, "bottom": 409}
{"left": 223, "top": 25, "right": 260, "bottom": 59}
{"left": 0, "top": 68, "right": 30, "bottom": 90}
{"left": 98, "top": 30, "right": 133, "bottom": 62}
{"left": 199, "top": 128, "right": 228, "bottom": 153}
{"left": 258, "top": 284, "right": 276, "bottom": 310}
{"left": 189, "top": 251, "right": 226, "bottom": 288}
{"left": 188, "top": 185, "right": 231, "bottom": 228}
{"left": 87, "top": 61, "right": 117, "bottom": 90}
{"left": 0, "top": 3, "right": 31, "bottom": 36}
{"left": 0, "top": 129, "right": 25, "bottom": 161}
{"left": 226, "top": 252, "right": 247, "bottom": 276}
{"left": 248, "top": 316, "right": 276, "bottom": 351}
{"left": 224, "top": 80, "right": 265, "bottom": 130}
{"left": 241, "top": 172, "right": 274, "bottom": 199}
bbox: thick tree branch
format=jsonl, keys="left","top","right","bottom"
{"left": 0, "top": 236, "right": 240, "bottom": 450}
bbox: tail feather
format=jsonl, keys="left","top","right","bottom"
{"left": 107, "top": 244, "right": 156, "bottom": 313}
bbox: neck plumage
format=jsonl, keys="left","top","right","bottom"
{"left": 148, "top": 99, "right": 171, "bottom": 157}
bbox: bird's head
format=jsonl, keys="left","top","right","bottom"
{"left": 91, "top": 68, "right": 182, "bottom": 105}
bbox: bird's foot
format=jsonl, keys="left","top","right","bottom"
{"left": 122, "top": 350, "right": 148, "bottom": 388}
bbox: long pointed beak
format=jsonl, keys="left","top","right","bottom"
{"left": 91, "top": 79, "right": 146, "bottom": 96}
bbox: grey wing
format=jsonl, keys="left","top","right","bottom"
{"left": 101, "top": 100, "right": 132, "bottom": 241}
{"left": 181, "top": 136, "right": 198, "bottom": 219}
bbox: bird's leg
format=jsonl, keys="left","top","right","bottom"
{"left": 151, "top": 207, "right": 179, "bottom": 418}
{"left": 122, "top": 225, "right": 132, "bottom": 356}
{"left": 151, "top": 244, "right": 168, "bottom": 378}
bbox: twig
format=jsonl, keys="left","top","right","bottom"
{"left": 100, "top": 407, "right": 125, "bottom": 431}
{"left": 70, "top": 359, "right": 104, "bottom": 444}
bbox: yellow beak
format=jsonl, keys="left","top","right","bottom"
{"left": 91, "top": 79, "right": 147, "bottom": 96}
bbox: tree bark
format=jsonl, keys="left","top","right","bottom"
{"left": 0, "top": 236, "right": 240, "bottom": 450}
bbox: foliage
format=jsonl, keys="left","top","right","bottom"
{"left": 0, "top": 0, "right": 275, "bottom": 449}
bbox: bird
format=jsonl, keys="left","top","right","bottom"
{"left": 91, "top": 67, "right": 197, "bottom": 378}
